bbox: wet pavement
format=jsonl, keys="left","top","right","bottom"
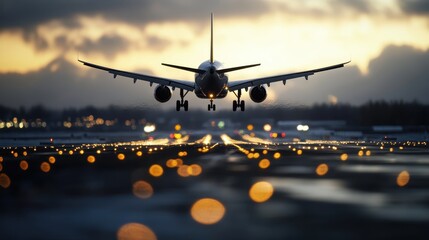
{"left": 0, "top": 133, "right": 428, "bottom": 240}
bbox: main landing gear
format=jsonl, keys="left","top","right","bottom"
{"left": 176, "top": 89, "right": 189, "bottom": 111}
{"left": 208, "top": 99, "right": 216, "bottom": 111}
{"left": 232, "top": 89, "right": 245, "bottom": 111}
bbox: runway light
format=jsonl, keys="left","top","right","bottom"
{"left": 48, "top": 156, "right": 56, "bottom": 164}
{"left": 297, "top": 149, "right": 303, "bottom": 155}
{"left": 297, "top": 124, "right": 309, "bottom": 131}
{"left": 136, "top": 151, "right": 143, "bottom": 157}
{"left": 340, "top": 153, "right": 348, "bottom": 161}
{"left": 87, "top": 155, "right": 96, "bottom": 163}
{"left": 188, "top": 164, "right": 202, "bottom": 176}
{"left": 263, "top": 124, "right": 272, "bottom": 132}
{"left": 40, "top": 162, "right": 51, "bottom": 173}
{"left": 117, "top": 223, "right": 157, "bottom": 240}
{"left": 174, "top": 124, "right": 181, "bottom": 131}
{"left": 247, "top": 124, "right": 254, "bottom": 131}
{"left": 358, "top": 150, "right": 364, "bottom": 157}
{"left": 259, "top": 159, "right": 270, "bottom": 169}
{"left": 191, "top": 198, "right": 226, "bottom": 225}
{"left": 132, "top": 180, "right": 154, "bottom": 199}
{"left": 397, "top": 171, "right": 410, "bottom": 187}
{"left": 117, "top": 153, "right": 125, "bottom": 161}
{"left": 273, "top": 152, "right": 281, "bottom": 159}
{"left": 249, "top": 181, "right": 274, "bottom": 203}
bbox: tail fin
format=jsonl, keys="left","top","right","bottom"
{"left": 210, "top": 13, "right": 214, "bottom": 64}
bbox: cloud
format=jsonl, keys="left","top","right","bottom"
{"left": 0, "top": 0, "right": 270, "bottom": 31}
{"left": 76, "top": 35, "right": 131, "bottom": 58}
{"left": 399, "top": 0, "right": 429, "bottom": 15}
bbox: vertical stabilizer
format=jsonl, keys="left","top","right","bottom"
{"left": 210, "top": 13, "right": 214, "bottom": 64}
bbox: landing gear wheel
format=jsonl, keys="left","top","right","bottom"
{"left": 208, "top": 99, "right": 216, "bottom": 111}
{"left": 233, "top": 100, "right": 238, "bottom": 111}
{"left": 208, "top": 104, "right": 211, "bottom": 111}
{"left": 232, "top": 90, "right": 245, "bottom": 112}
{"left": 213, "top": 104, "right": 216, "bottom": 111}
{"left": 240, "top": 100, "right": 245, "bottom": 111}
{"left": 176, "top": 100, "right": 181, "bottom": 111}
{"left": 184, "top": 100, "right": 189, "bottom": 111}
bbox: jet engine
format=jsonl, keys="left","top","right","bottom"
{"left": 154, "top": 85, "right": 172, "bottom": 103}
{"left": 249, "top": 86, "right": 267, "bottom": 103}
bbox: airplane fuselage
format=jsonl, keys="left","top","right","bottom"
{"left": 194, "top": 60, "right": 228, "bottom": 99}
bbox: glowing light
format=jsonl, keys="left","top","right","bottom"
{"left": 358, "top": 150, "right": 364, "bottom": 157}
{"left": 13, "top": 152, "right": 18, "bottom": 158}
{"left": 23, "top": 151, "right": 27, "bottom": 156}
{"left": 174, "top": 133, "right": 182, "bottom": 139}
{"left": 58, "top": 150, "right": 63, "bottom": 155}
{"left": 178, "top": 151, "right": 188, "bottom": 157}
{"left": 174, "top": 124, "right": 181, "bottom": 131}
{"left": 0, "top": 173, "right": 11, "bottom": 188}
{"left": 20, "top": 160, "right": 29, "bottom": 170}
{"left": 297, "top": 124, "right": 309, "bottom": 131}
{"left": 133, "top": 180, "right": 154, "bottom": 199}
{"left": 87, "top": 155, "right": 96, "bottom": 163}
{"left": 48, "top": 156, "right": 56, "bottom": 164}
{"left": 136, "top": 151, "right": 143, "bottom": 157}
{"left": 262, "top": 150, "right": 268, "bottom": 155}
{"left": 117, "top": 153, "right": 125, "bottom": 161}
{"left": 190, "top": 198, "right": 226, "bottom": 225}
{"left": 263, "top": 124, "right": 272, "bottom": 132}
{"left": 273, "top": 152, "right": 281, "bottom": 159}
{"left": 365, "top": 150, "right": 371, "bottom": 156}
{"left": 166, "top": 158, "right": 183, "bottom": 168}
{"left": 249, "top": 181, "right": 274, "bottom": 203}
{"left": 259, "top": 159, "right": 270, "bottom": 169}
{"left": 79, "top": 150, "right": 84, "bottom": 155}
{"left": 316, "top": 163, "right": 329, "bottom": 176}
{"left": 40, "top": 162, "right": 51, "bottom": 173}
{"left": 247, "top": 124, "right": 254, "bottom": 131}
{"left": 178, "top": 165, "right": 190, "bottom": 177}
{"left": 0, "top": 163, "right": 2, "bottom": 172}
{"left": 117, "top": 223, "right": 157, "bottom": 240}
{"left": 188, "top": 164, "right": 203, "bottom": 176}
{"left": 297, "top": 149, "right": 303, "bottom": 155}
{"left": 144, "top": 124, "right": 156, "bottom": 133}
{"left": 96, "top": 149, "right": 101, "bottom": 154}
{"left": 389, "top": 148, "right": 394, "bottom": 152}
{"left": 340, "top": 153, "right": 348, "bottom": 161}
{"left": 68, "top": 150, "right": 74, "bottom": 155}
{"left": 149, "top": 164, "right": 164, "bottom": 177}
{"left": 0, "top": 156, "right": 3, "bottom": 162}
{"left": 397, "top": 171, "right": 410, "bottom": 187}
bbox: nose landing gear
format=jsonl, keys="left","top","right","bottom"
{"left": 176, "top": 89, "right": 189, "bottom": 111}
{"left": 232, "top": 89, "right": 245, "bottom": 111}
{"left": 208, "top": 99, "right": 216, "bottom": 111}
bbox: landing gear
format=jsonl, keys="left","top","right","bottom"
{"left": 232, "top": 89, "right": 245, "bottom": 111}
{"left": 208, "top": 99, "right": 216, "bottom": 111}
{"left": 176, "top": 89, "right": 189, "bottom": 111}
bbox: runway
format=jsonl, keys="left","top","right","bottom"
{"left": 1, "top": 133, "right": 428, "bottom": 240}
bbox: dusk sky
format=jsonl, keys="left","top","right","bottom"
{"left": 1, "top": 0, "right": 428, "bottom": 110}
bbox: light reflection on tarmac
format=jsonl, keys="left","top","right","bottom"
{"left": 0, "top": 133, "right": 428, "bottom": 240}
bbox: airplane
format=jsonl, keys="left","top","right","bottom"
{"left": 79, "top": 13, "right": 349, "bottom": 112}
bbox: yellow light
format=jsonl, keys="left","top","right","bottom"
{"left": 175, "top": 124, "right": 181, "bottom": 131}
{"left": 262, "top": 149, "right": 268, "bottom": 155}
{"left": 136, "top": 151, "right": 143, "bottom": 157}
{"left": 23, "top": 151, "right": 27, "bottom": 156}
{"left": 316, "top": 163, "right": 329, "bottom": 176}
{"left": 58, "top": 150, "right": 63, "bottom": 155}
{"left": 259, "top": 159, "right": 270, "bottom": 169}
{"left": 68, "top": 150, "right": 74, "bottom": 155}
{"left": 297, "top": 149, "right": 303, "bottom": 155}
{"left": 0, "top": 163, "right": 2, "bottom": 172}
{"left": 174, "top": 133, "right": 182, "bottom": 139}
{"left": 40, "top": 162, "right": 51, "bottom": 173}
{"left": 117, "top": 153, "right": 125, "bottom": 161}
{"left": 389, "top": 148, "right": 394, "bottom": 152}
{"left": 178, "top": 165, "right": 190, "bottom": 177}
{"left": 247, "top": 124, "right": 254, "bottom": 131}
{"left": 397, "top": 171, "right": 410, "bottom": 187}
{"left": 96, "top": 149, "right": 101, "bottom": 154}
{"left": 149, "top": 164, "right": 164, "bottom": 177}
{"left": 48, "top": 156, "right": 56, "bottom": 164}
{"left": 358, "top": 150, "right": 364, "bottom": 157}
{"left": 340, "top": 153, "right": 348, "bottom": 161}
{"left": 79, "top": 150, "right": 84, "bottom": 155}
{"left": 209, "top": 94, "right": 214, "bottom": 98}
{"left": 263, "top": 124, "right": 272, "bottom": 132}
{"left": 20, "top": 160, "right": 29, "bottom": 170}
{"left": 190, "top": 198, "right": 226, "bottom": 225}
{"left": 249, "top": 181, "right": 274, "bottom": 203}
{"left": 273, "top": 152, "right": 281, "bottom": 159}
{"left": 253, "top": 152, "right": 260, "bottom": 159}
{"left": 365, "top": 150, "right": 371, "bottom": 156}
{"left": 117, "top": 223, "right": 157, "bottom": 240}
{"left": 87, "top": 155, "right": 96, "bottom": 163}
{"left": 0, "top": 156, "right": 3, "bottom": 162}
{"left": 132, "top": 180, "right": 154, "bottom": 199}
{"left": 0, "top": 173, "right": 11, "bottom": 188}
{"left": 188, "top": 164, "right": 203, "bottom": 176}
{"left": 13, "top": 152, "right": 18, "bottom": 158}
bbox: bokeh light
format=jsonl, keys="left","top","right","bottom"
{"left": 190, "top": 198, "right": 226, "bottom": 225}
{"left": 178, "top": 165, "right": 190, "bottom": 177}
{"left": 20, "top": 160, "right": 29, "bottom": 170}
{"left": 397, "top": 170, "right": 410, "bottom": 187}
{"left": 273, "top": 152, "right": 281, "bottom": 159}
{"left": 149, "top": 164, "right": 163, "bottom": 177}
{"left": 0, "top": 173, "right": 11, "bottom": 188}
{"left": 40, "top": 162, "right": 51, "bottom": 173}
{"left": 133, "top": 180, "right": 154, "bottom": 199}
{"left": 316, "top": 163, "right": 329, "bottom": 176}
{"left": 117, "top": 222, "right": 157, "bottom": 240}
{"left": 136, "top": 151, "right": 143, "bottom": 157}
{"left": 340, "top": 153, "right": 348, "bottom": 161}
{"left": 117, "top": 153, "right": 125, "bottom": 161}
{"left": 259, "top": 159, "right": 270, "bottom": 169}
{"left": 48, "top": 156, "right": 56, "bottom": 164}
{"left": 249, "top": 181, "right": 274, "bottom": 203}
{"left": 174, "top": 124, "right": 181, "bottom": 131}
{"left": 87, "top": 155, "right": 96, "bottom": 163}
{"left": 188, "top": 164, "right": 202, "bottom": 176}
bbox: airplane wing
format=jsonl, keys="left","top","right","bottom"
{"left": 227, "top": 61, "right": 350, "bottom": 91}
{"left": 78, "top": 59, "right": 195, "bottom": 91}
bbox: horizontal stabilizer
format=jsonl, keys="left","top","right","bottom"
{"left": 218, "top": 64, "right": 260, "bottom": 74}
{"left": 162, "top": 63, "right": 206, "bottom": 74}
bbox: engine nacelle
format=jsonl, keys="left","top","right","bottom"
{"left": 249, "top": 86, "right": 267, "bottom": 103}
{"left": 154, "top": 85, "right": 172, "bottom": 103}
